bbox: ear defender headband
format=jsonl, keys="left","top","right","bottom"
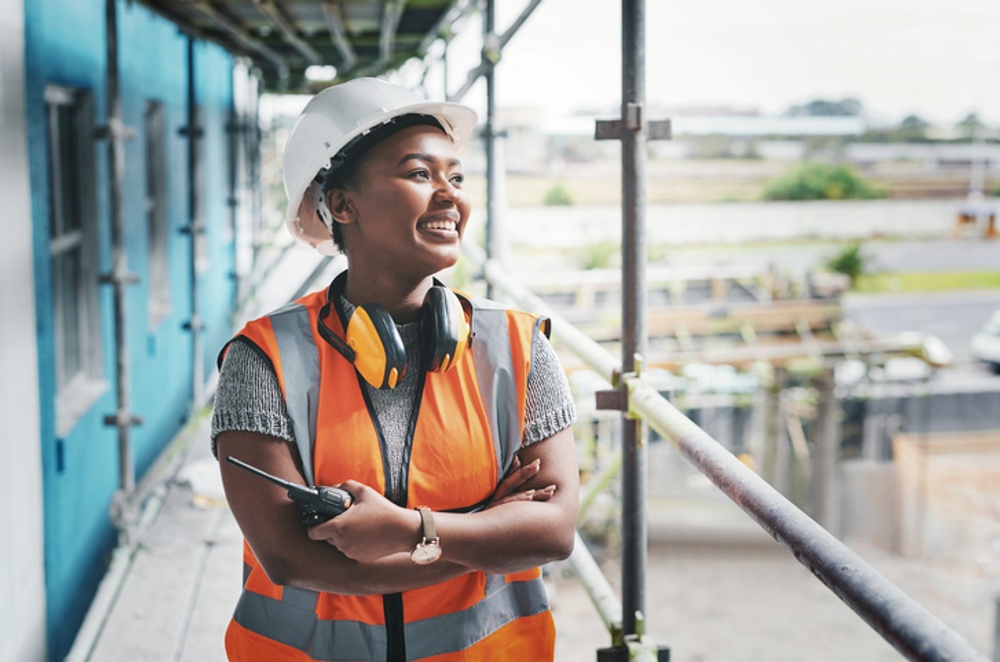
{"left": 317, "top": 272, "right": 471, "bottom": 389}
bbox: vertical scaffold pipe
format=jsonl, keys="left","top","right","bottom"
{"left": 185, "top": 37, "right": 205, "bottom": 404}
{"left": 482, "top": 0, "right": 499, "bottom": 299}
{"left": 620, "top": 0, "right": 648, "bottom": 639}
{"left": 102, "top": 0, "right": 138, "bottom": 543}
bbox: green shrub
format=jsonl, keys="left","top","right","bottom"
{"left": 764, "top": 163, "right": 885, "bottom": 201}
{"left": 826, "top": 241, "right": 871, "bottom": 285}
{"left": 577, "top": 241, "right": 619, "bottom": 270}
{"left": 543, "top": 182, "right": 574, "bottom": 206}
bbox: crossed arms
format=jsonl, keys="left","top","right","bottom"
{"left": 217, "top": 426, "right": 579, "bottom": 596}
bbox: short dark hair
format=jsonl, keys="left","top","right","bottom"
{"left": 319, "top": 114, "right": 446, "bottom": 253}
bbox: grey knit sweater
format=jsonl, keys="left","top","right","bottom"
{"left": 212, "top": 296, "right": 576, "bottom": 500}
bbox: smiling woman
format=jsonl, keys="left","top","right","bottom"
{"left": 211, "top": 78, "right": 580, "bottom": 662}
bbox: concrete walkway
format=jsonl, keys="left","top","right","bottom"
{"left": 86, "top": 414, "right": 241, "bottom": 661}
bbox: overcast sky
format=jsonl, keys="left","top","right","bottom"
{"left": 419, "top": 0, "right": 1000, "bottom": 127}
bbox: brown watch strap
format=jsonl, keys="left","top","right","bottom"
{"left": 417, "top": 506, "right": 437, "bottom": 541}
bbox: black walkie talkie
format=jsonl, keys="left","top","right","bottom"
{"left": 226, "top": 456, "right": 353, "bottom": 524}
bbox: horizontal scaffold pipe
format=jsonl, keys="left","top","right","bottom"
{"left": 466, "top": 248, "right": 618, "bottom": 381}
{"left": 625, "top": 377, "right": 987, "bottom": 662}
{"left": 566, "top": 531, "right": 622, "bottom": 639}
{"left": 464, "top": 245, "right": 988, "bottom": 662}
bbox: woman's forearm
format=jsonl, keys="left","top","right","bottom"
{"left": 432, "top": 498, "right": 576, "bottom": 575}
{"left": 280, "top": 550, "right": 470, "bottom": 596}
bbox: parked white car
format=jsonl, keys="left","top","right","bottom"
{"left": 971, "top": 310, "right": 1000, "bottom": 373}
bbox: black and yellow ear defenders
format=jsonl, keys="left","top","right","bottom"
{"left": 316, "top": 272, "right": 471, "bottom": 389}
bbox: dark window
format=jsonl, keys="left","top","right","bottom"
{"left": 45, "top": 85, "right": 104, "bottom": 433}
{"left": 145, "top": 100, "right": 170, "bottom": 327}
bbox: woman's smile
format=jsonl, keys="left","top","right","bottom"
{"left": 417, "top": 209, "right": 461, "bottom": 238}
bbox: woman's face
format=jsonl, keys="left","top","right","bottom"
{"left": 338, "top": 124, "right": 470, "bottom": 282}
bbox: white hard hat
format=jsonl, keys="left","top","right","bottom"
{"left": 283, "top": 77, "right": 478, "bottom": 255}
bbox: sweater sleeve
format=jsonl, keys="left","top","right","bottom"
{"left": 211, "top": 339, "right": 296, "bottom": 457}
{"left": 522, "top": 329, "right": 577, "bottom": 446}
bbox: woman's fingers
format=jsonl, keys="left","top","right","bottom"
{"left": 488, "top": 483, "right": 557, "bottom": 508}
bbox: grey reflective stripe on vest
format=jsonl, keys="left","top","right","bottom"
{"left": 267, "top": 302, "right": 321, "bottom": 485}
{"left": 468, "top": 298, "right": 521, "bottom": 480}
{"left": 233, "top": 585, "right": 386, "bottom": 660}
{"left": 233, "top": 576, "right": 549, "bottom": 661}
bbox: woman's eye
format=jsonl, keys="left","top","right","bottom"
{"left": 450, "top": 173, "right": 465, "bottom": 185}
{"left": 409, "top": 169, "right": 430, "bottom": 179}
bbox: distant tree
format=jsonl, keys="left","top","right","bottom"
{"left": 543, "top": 182, "right": 574, "bottom": 206}
{"left": 763, "top": 163, "right": 885, "bottom": 201}
{"left": 900, "top": 115, "right": 929, "bottom": 133}
{"left": 900, "top": 115, "right": 929, "bottom": 131}
{"left": 956, "top": 112, "right": 986, "bottom": 140}
{"left": 826, "top": 241, "right": 872, "bottom": 286}
{"left": 786, "top": 98, "right": 864, "bottom": 117}
{"left": 894, "top": 114, "right": 932, "bottom": 143}
{"left": 577, "top": 240, "right": 618, "bottom": 270}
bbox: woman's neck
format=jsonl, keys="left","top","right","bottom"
{"left": 341, "top": 271, "right": 434, "bottom": 324}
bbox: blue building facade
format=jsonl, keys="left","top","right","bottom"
{"left": 9, "top": 0, "right": 257, "bottom": 658}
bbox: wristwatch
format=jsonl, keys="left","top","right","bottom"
{"left": 410, "top": 506, "right": 442, "bottom": 565}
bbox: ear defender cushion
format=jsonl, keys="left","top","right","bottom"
{"left": 346, "top": 303, "right": 407, "bottom": 389}
{"left": 421, "top": 286, "right": 471, "bottom": 373}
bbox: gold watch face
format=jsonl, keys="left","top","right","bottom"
{"left": 411, "top": 540, "right": 442, "bottom": 565}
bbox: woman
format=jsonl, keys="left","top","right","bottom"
{"left": 213, "top": 77, "right": 579, "bottom": 661}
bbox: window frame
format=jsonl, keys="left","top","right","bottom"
{"left": 44, "top": 85, "right": 106, "bottom": 436}
{"left": 145, "top": 99, "right": 171, "bottom": 328}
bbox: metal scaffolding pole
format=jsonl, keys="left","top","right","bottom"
{"left": 482, "top": 0, "right": 499, "bottom": 298}
{"left": 619, "top": 0, "right": 648, "bottom": 640}
{"left": 99, "top": 0, "right": 141, "bottom": 544}
{"left": 182, "top": 37, "right": 205, "bottom": 404}
{"left": 595, "top": 2, "right": 670, "bottom": 657}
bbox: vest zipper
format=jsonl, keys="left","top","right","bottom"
{"left": 358, "top": 369, "right": 426, "bottom": 662}
{"left": 384, "top": 592, "right": 406, "bottom": 662}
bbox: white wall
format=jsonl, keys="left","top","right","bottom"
{"left": 0, "top": 1, "right": 49, "bottom": 660}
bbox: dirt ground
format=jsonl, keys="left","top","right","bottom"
{"left": 547, "top": 535, "right": 997, "bottom": 662}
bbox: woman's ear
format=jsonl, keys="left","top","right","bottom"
{"left": 326, "top": 189, "right": 356, "bottom": 224}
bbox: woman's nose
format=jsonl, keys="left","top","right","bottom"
{"left": 433, "top": 177, "right": 460, "bottom": 202}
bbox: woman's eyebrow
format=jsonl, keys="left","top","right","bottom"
{"left": 396, "top": 152, "right": 462, "bottom": 169}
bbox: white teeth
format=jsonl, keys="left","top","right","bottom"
{"left": 421, "top": 221, "right": 457, "bottom": 231}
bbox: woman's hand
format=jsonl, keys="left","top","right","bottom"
{"left": 306, "top": 454, "right": 556, "bottom": 563}
{"left": 485, "top": 455, "right": 556, "bottom": 509}
{"left": 307, "top": 480, "right": 418, "bottom": 563}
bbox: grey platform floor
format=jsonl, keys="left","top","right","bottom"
{"left": 86, "top": 414, "right": 242, "bottom": 662}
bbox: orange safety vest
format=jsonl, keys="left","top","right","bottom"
{"left": 221, "top": 286, "right": 556, "bottom": 661}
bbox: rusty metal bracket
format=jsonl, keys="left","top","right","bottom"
{"left": 595, "top": 112, "right": 671, "bottom": 141}
{"left": 596, "top": 366, "right": 625, "bottom": 411}
{"left": 93, "top": 119, "right": 135, "bottom": 142}
{"left": 596, "top": 386, "right": 629, "bottom": 412}
{"left": 98, "top": 271, "right": 140, "bottom": 286}
{"left": 597, "top": 610, "right": 671, "bottom": 661}
{"left": 103, "top": 412, "right": 143, "bottom": 428}
{"left": 596, "top": 355, "right": 647, "bottom": 416}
